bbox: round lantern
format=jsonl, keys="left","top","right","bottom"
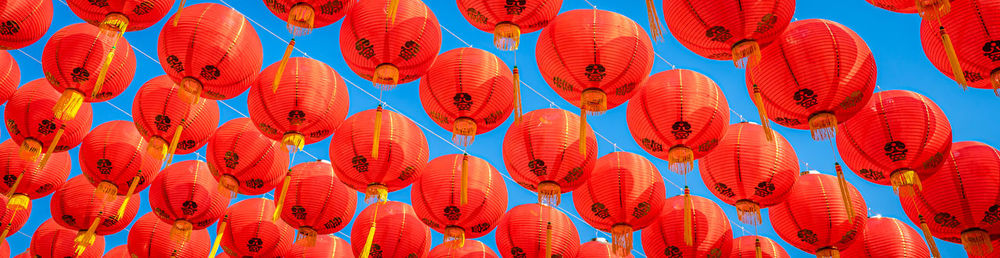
{"left": 262, "top": 0, "right": 356, "bottom": 93}
{"left": 206, "top": 118, "right": 288, "bottom": 196}
{"left": 418, "top": 47, "right": 515, "bottom": 145}
{"left": 920, "top": 0, "right": 1000, "bottom": 92}
{"left": 4, "top": 79, "right": 92, "bottom": 168}
{"left": 770, "top": 172, "right": 867, "bottom": 257}
{"left": 428, "top": 239, "right": 498, "bottom": 258}
{"left": 0, "top": 50, "right": 19, "bottom": 105}
{"left": 747, "top": 19, "right": 877, "bottom": 140}
{"left": 42, "top": 23, "right": 135, "bottom": 121}
{"left": 662, "top": 0, "right": 794, "bottom": 67}
{"left": 577, "top": 238, "right": 635, "bottom": 258}
{"left": 149, "top": 160, "right": 230, "bottom": 242}
{"left": 65, "top": 0, "right": 174, "bottom": 32}
{"left": 350, "top": 201, "right": 431, "bottom": 258}
{"left": 0, "top": 0, "right": 53, "bottom": 50}
{"left": 0, "top": 139, "right": 69, "bottom": 211}
{"left": 495, "top": 203, "right": 580, "bottom": 257}
{"left": 456, "top": 0, "right": 562, "bottom": 50}
{"left": 573, "top": 152, "right": 665, "bottom": 256}
{"left": 732, "top": 236, "right": 789, "bottom": 258}
{"left": 841, "top": 216, "right": 931, "bottom": 258}
{"left": 50, "top": 176, "right": 140, "bottom": 256}
{"left": 0, "top": 193, "right": 30, "bottom": 241}
{"left": 132, "top": 75, "right": 220, "bottom": 161}
{"left": 626, "top": 69, "right": 729, "bottom": 173}
{"left": 642, "top": 194, "right": 734, "bottom": 258}
{"left": 700, "top": 122, "right": 799, "bottom": 224}
{"left": 104, "top": 245, "right": 129, "bottom": 258}
{"left": 31, "top": 219, "right": 105, "bottom": 258}
{"left": 411, "top": 154, "right": 508, "bottom": 247}
{"left": 158, "top": 3, "right": 263, "bottom": 102}
{"left": 502, "top": 108, "right": 597, "bottom": 205}
{"left": 219, "top": 198, "right": 295, "bottom": 257}
{"left": 127, "top": 213, "right": 211, "bottom": 258}
{"left": 79, "top": 120, "right": 159, "bottom": 215}
{"left": 274, "top": 161, "right": 357, "bottom": 246}
{"left": 865, "top": 0, "right": 951, "bottom": 15}
{"left": 285, "top": 235, "right": 353, "bottom": 258}
{"left": 340, "top": 0, "right": 441, "bottom": 89}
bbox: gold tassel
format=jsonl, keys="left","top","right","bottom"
{"left": 835, "top": 163, "right": 855, "bottom": 224}
{"left": 37, "top": 127, "right": 65, "bottom": 169}
{"left": 512, "top": 67, "right": 522, "bottom": 123}
{"left": 360, "top": 201, "right": 383, "bottom": 258}
{"left": 493, "top": 22, "right": 521, "bottom": 51}
{"left": 287, "top": 4, "right": 315, "bottom": 36}
{"left": 170, "top": 220, "right": 193, "bottom": 242}
{"left": 372, "top": 64, "right": 399, "bottom": 90}
{"left": 147, "top": 137, "right": 169, "bottom": 160}
{"left": 683, "top": 187, "right": 693, "bottom": 246}
{"left": 217, "top": 175, "right": 239, "bottom": 198}
{"left": 273, "top": 174, "right": 292, "bottom": 221}
{"left": 452, "top": 118, "right": 476, "bottom": 147}
{"left": 919, "top": 215, "right": 941, "bottom": 258}
{"left": 18, "top": 139, "right": 42, "bottom": 163}
{"left": 172, "top": 0, "right": 186, "bottom": 27}
{"left": 751, "top": 84, "right": 775, "bottom": 142}
{"left": 207, "top": 219, "right": 226, "bottom": 258}
{"left": 579, "top": 108, "right": 587, "bottom": 155}
{"left": 961, "top": 229, "right": 993, "bottom": 256}
{"left": 6, "top": 194, "right": 28, "bottom": 211}
{"left": 372, "top": 105, "right": 383, "bottom": 160}
{"left": 816, "top": 247, "right": 840, "bottom": 258}
{"left": 916, "top": 0, "right": 951, "bottom": 21}
{"left": 165, "top": 124, "right": 185, "bottom": 164}
{"left": 667, "top": 146, "right": 694, "bottom": 174}
{"left": 537, "top": 182, "right": 561, "bottom": 206}
{"left": 177, "top": 78, "right": 202, "bottom": 105}
{"left": 735, "top": 200, "right": 762, "bottom": 225}
{"left": 53, "top": 90, "right": 85, "bottom": 121}
{"left": 890, "top": 169, "right": 922, "bottom": 197}
{"left": 296, "top": 227, "right": 318, "bottom": 247}
{"left": 755, "top": 238, "right": 763, "bottom": 258}
{"left": 610, "top": 225, "right": 633, "bottom": 257}
{"left": 282, "top": 133, "right": 305, "bottom": 152}
{"left": 444, "top": 226, "right": 466, "bottom": 248}
{"left": 645, "top": 0, "right": 663, "bottom": 41}
{"left": 95, "top": 181, "right": 118, "bottom": 202}
{"left": 545, "top": 222, "right": 553, "bottom": 258}
{"left": 808, "top": 113, "right": 838, "bottom": 140}
{"left": 365, "top": 184, "right": 389, "bottom": 204}
{"left": 732, "top": 40, "right": 761, "bottom": 69}
{"left": 386, "top": 0, "right": 399, "bottom": 24}
{"left": 991, "top": 69, "right": 1000, "bottom": 97}
{"left": 460, "top": 154, "right": 469, "bottom": 205}
{"left": 939, "top": 26, "right": 967, "bottom": 89}
{"left": 92, "top": 42, "right": 120, "bottom": 99}
{"left": 273, "top": 39, "right": 296, "bottom": 93}
{"left": 74, "top": 217, "right": 103, "bottom": 256}
{"left": 116, "top": 176, "right": 140, "bottom": 218}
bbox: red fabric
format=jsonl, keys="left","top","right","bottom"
{"left": 5, "top": 79, "right": 92, "bottom": 152}
{"left": 132, "top": 75, "right": 219, "bottom": 155}
{"left": 350, "top": 201, "right": 432, "bottom": 257}
{"left": 418, "top": 47, "right": 514, "bottom": 136}
{"left": 662, "top": 0, "right": 794, "bottom": 60}
{"left": 79, "top": 120, "right": 160, "bottom": 195}
{"left": 837, "top": 90, "right": 952, "bottom": 186}
{"left": 66, "top": 0, "right": 174, "bottom": 31}
{"left": 769, "top": 173, "right": 868, "bottom": 254}
{"left": 206, "top": 118, "right": 288, "bottom": 195}
{"left": 626, "top": 69, "right": 729, "bottom": 161}
{"left": 274, "top": 161, "right": 357, "bottom": 235}
{"left": 0, "top": 193, "right": 30, "bottom": 239}
{"left": 248, "top": 57, "right": 350, "bottom": 145}
{"left": 103, "top": 245, "right": 129, "bottom": 258}
{"left": 329, "top": 109, "right": 429, "bottom": 193}
{"left": 264, "top": 0, "right": 355, "bottom": 29}
{"left": 576, "top": 239, "right": 636, "bottom": 258}
{"left": 0, "top": 140, "right": 70, "bottom": 199}
{"left": 0, "top": 50, "right": 19, "bottom": 105}
{"left": 30, "top": 219, "right": 105, "bottom": 258}
{"left": 339, "top": 0, "right": 441, "bottom": 86}
{"left": 921, "top": 0, "right": 1000, "bottom": 90}
{"left": 285, "top": 235, "right": 353, "bottom": 258}
{"left": 641, "top": 195, "right": 733, "bottom": 258}
{"left": 0, "top": 0, "right": 53, "bottom": 50}
{"left": 841, "top": 217, "right": 931, "bottom": 258}
{"left": 158, "top": 3, "right": 263, "bottom": 100}
{"left": 428, "top": 239, "right": 498, "bottom": 258}
{"left": 747, "top": 19, "right": 877, "bottom": 130}
{"left": 149, "top": 160, "right": 230, "bottom": 231}
{"left": 535, "top": 9, "right": 653, "bottom": 111}
{"left": 700, "top": 123, "right": 799, "bottom": 208}
{"left": 573, "top": 152, "right": 664, "bottom": 231}
{"left": 495, "top": 203, "right": 580, "bottom": 257}
{"left": 457, "top": 0, "right": 561, "bottom": 35}
{"left": 411, "top": 154, "right": 508, "bottom": 239}
{"left": 42, "top": 23, "right": 135, "bottom": 102}
{"left": 732, "top": 236, "right": 789, "bottom": 258}
{"left": 127, "top": 213, "right": 211, "bottom": 258}
{"left": 501, "top": 108, "right": 597, "bottom": 193}
{"left": 49, "top": 176, "right": 140, "bottom": 235}
{"left": 865, "top": 0, "right": 918, "bottom": 12}
{"left": 220, "top": 198, "right": 295, "bottom": 257}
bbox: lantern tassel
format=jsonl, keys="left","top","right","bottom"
{"left": 386, "top": 0, "right": 399, "bottom": 24}
{"left": 273, "top": 39, "right": 296, "bottom": 93}
{"left": 287, "top": 4, "right": 315, "bottom": 36}
{"left": 147, "top": 137, "right": 169, "bottom": 160}
{"left": 732, "top": 40, "right": 761, "bottom": 69}
{"left": 452, "top": 118, "right": 476, "bottom": 147}
{"left": 360, "top": 201, "right": 383, "bottom": 258}
{"left": 53, "top": 90, "right": 85, "bottom": 121}
{"left": 537, "top": 182, "right": 561, "bottom": 206}
{"left": 961, "top": 229, "right": 993, "bottom": 256}
{"left": 171, "top": 0, "right": 186, "bottom": 27}
{"left": 683, "top": 187, "right": 693, "bottom": 246}
{"left": 916, "top": 0, "right": 951, "bottom": 21}
{"left": 890, "top": 169, "right": 922, "bottom": 197}
{"left": 94, "top": 181, "right": 118, "bottom": 202}
{"left": 37, "top": 127, "right": 65, "bottom": 169}
{"left": 296, "top": 227, "right": 318, "bottom": 247}
{"left": 991, "top": 69, "right": 1000, "bottom": 97}
{"left": 610, "top": 225, "right": 633, "bottom": 257}
{"left": 808, "top": 113, "right": 838, "bottom": 140}
{"left": 74, "top": 217, "right": 103, "bottom": 256}
{"left": 667, "top": 146, "right": 694, "bottom": 174}
{"left": 177, "top": 77, "right": 202, "bottom": 105}
{"left": 645, "top": 0, "right": 663, "bottom": 41}
{"left": 835, "top": 163, "right": 855, "bottom": 224}
{"left": 545, "top": 222, "right": 553, "bottom": 258}
{"left": 460, "top": 154, "right": 469, "bottom": 205}
{"left": 444, "top": 226, "right": 466, "bottom": 248}
{"left": 6, "top": 194, "right": 28, "bottom": 211}
{"left": 816, "top": 247, "right": 840, "bottom": 258}
{"left": 579, "top": 108, "right": 587, "bottom": 155}
{"left": 919, "top": 215, "right": 941, "bottom": 258}
{"left": 365, "top": 184, "right": 389, "bottom": 204}
{"left": 735, "top": 200, "right": 762, "bottom": 225}
{"left": 939, "top": 26, "right": 967, "bottom": 89}
{"left": 18, "top": 139, "right": 42, "bottom": 163}
{"left": 207, "top": 219, "right": 226, "bottom": 258}
{"left": 165, "top": 124, "right": 185, "bottom": 164}
{"left": 282, "top": 133, "right": 305, "bottom": 152}
{"left": 751, "top": 84, "right": 775, "bottom": 142}
{"left": 273, "top": 174, "right": 292, "bottom": 221}
{"left": 755, "top": 238, "right": 763, "bottom": 258}
{"left": 512, "top": 67, "right": 522, "bottom": 123}
{"left": 92, "top": 44, "right": 119, "bottom": 99}
{"left": 217, "top": 175, "right": 239, "bottom": 198}
{"left": 170, "top": 220, "right": 193, "bottom": 242}
{"left": 373, "top": 64, "right": 399, "bottom": 90}
{"left": 372, "top": 105, "right": 383, "bottom": 159}
{"left": 494, "top": 22, "right": 521, "bottom": 51}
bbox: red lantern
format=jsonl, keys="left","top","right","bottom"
{"left": 841, "top": 217, "right": 931, "bottom": 258}
{"left": 65, "top": 0, "right": 174, "bottom": 32}
{"left": 864, "top": 0, "right": 919, "bottom": 12}
{"left": 206, "top": 118, "right": 288, "bottom": 196}
{"left": 732, "top": 236, "right": 789, "bottom": 258}
{"left": 350, "top": 201, "right": 431, "bottom": 258}
{"left": 495, "top": 203, "right": 580, "bottom": 257}
{"left": 148, "top": 160, "right": 230, "bottom": 242}
{"left": 428, "top": 239, "right": 498, "bottom": 258}
{"left": 900, "top": 141, "right": 1000, "bottom": 256}
{"left": 30, "top": 219, "right": 105, "bottom": 258}
{"left": 339, "top": 0, "right": 441, "bottom": 89}
{"left": 158, "top": 3, "right": 263, "bottom": 102}
{"left": 262, "top": 0, "right": 356, "bottom": 92}
{"left": 49, "top": 176, "right": 140, "bottom": 256}
{"left": 411, "top": 154, "right": 508, "bottom": 246}
{"left": 104, "top": 245, "right": 129, "bottom": 258}
{"left": 700, "top": 122, "right": 799, "bottom": 224}
{"left": 0, "top": 193, "right": 30, "bottom": 242}
{"left": 573, "top": 152, "right": 665, "bottom": 256}
{"left": 770, "top": 172, "right": 867, "bottom": 257}
{"left": 0, "top": 139, "right": 68, "bottom": 213}
{"left": 42, "top": 23, "right": 135, "bottom": 121}
{"left": 456, "top": 0, "right": 562, "bottom": 50}
{"left": 662, "top": 0, "right": 794, "bottom": 67}
{"left": 418, "top": 47, "right": 514, "bottom": 145}
{"left": 837, "top": 90, "right": 952, "bottom": 196}
{"left": 920, "top": 0, "right": 1000, "bottom": 92}
{"left": 747, "top": 19, "right": 877, "bottom": 140}
{"left": 285, "top": 235, "right": 353, "bottom": 258}
{"left": 626, "top": 69, "right": 729, "bottom": 173}
{"left": 329, "top": 108, "right": 428, "bottom": 201}
{"left": 274, "top": 160, "right": 357, "bottom": 246}
{"left": 4, "top": 79, "right": 92, "bottom": 167}
{"left": 132, "top": 75, "right": 220, "bottom": 161}
{"left": 0, "top": 51, "right": 19, "bottom": 105}
{"left": 577, "top": 238, "right": 635, "bottom": 258}
{"left": 0, "top": 0, "right": 53, "bottom": 50}
{"left": 219, "top": 198, "right": 295, "bottom": 257}
{"left": 127, "top": 213, "right": 211, "bottom": 258}
{"left": 79, "top": 120, "right": 159, "bottom": 217}
{"left": 642, "top": 194, "right": 733, "bottom": 258}
{"left": 502, "top": 108, "right": 597, "bottom": 204}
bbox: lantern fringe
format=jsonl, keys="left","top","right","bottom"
{"left": 360, "top": 201, "right": 383, "bottom": 258}
{"left": 171, "top": 220, "right": 193, "bottom": 242}
{"left": 750, "top": 84, "right": 775, "bottom": 142}
{"left": 581, "top": 89, "right": 608, "bottom": 115}
{"left": 6, "top": 194, "right": 28, "bottom": 211}
{"left": 53, "top": 90, "right": 84, "bottom": 121}
{"left": 991, "top": 69, "right": 1000, "bottom": 97}
{"left": 273, "top": 174, "right": 292, "bottom": 221}
{"left": 218, "top": 175, "right": 239, "bottom": 198}
{"left": 755, "top": 238, "right": 763, "bottom": 258}
{"left": 287, "top": 4, "right": 315, "bottom": 36}
{"left": 938, "top": 26, "right": 967, "bottom": 89}
{"left": 816, "top": 247, "right": 840, "bottom": 258}
{"left": 207, "top": 219, "right": 226, "bottom": 258}
{"left": 178, "top": 77, "right": 203, "bottom": 104}
{"left": 579, "top": 108, "right": 588, "bottom": 155}
{"left": 537, "top": 182, "right": 561, "bottom": 206}
{"left": 645, "top": 0, "right": 663, "bottom": 41}
{"left": 512, "top": 67, "right": 522, "bottom": 123}
{"left": 460, "top": 154, "right": 469, "bottom": 205}
{"left": 95, "top": 181, "right": 119, "bottom": 202}
{"left": 38, "top": 127, "right": 65, "bottom": 169}
{"left": 452, "top": 118, "right": 477, "bottom": 147}
{"left": 807, "top": 112, "right": 838, "bottom": 140}
{"left": 74, "top": 217, "right": 103, "bottom": 256}
{"left": 147, "top": 137, "right": 169, "bottom": 160}
{"left": 117, "top": 176, "right": 140, "bottom": 219}
{"left": 916, "top": 0, "right": 951, "bottom": 20}
{"left": 918, "top": 215, "right": 941, "bottom": 258}
{"left": 282, "top": 133, "right": 305, "bottom": 151}
{"left": 172, "top": 0, "right": 187, "bottom": 27}
{"left": 99, "top": 13, "right": 129, "bottom": 34}
{"left": 273, "top": 39, "right": 296, "bottom": 93}
{"left": 494, "top": 22, "right": 521, "bottom": 51}
{"left": 684, "top": 187, "right": 694, "bottom": 246}
{"left": 834, "top": 163, "right": 855, "bottom": 224}
{"left": 610, "top": 225, "right": 633, "bottom": 257}
{"left": 444, "top": 226, "right": 466, "bottom": 248}
{"left": 386, "top": 0, "right": 399, "bottom": 24}
{"left": 735, "top": 200, "right": 762, "bottom": 225}
{"left": 668, "top": 146, "right": 694, "bottom": 175}
{"left": 961, "top": 229, "right": 993, "bottom": 256}
{"left": 18, "top": 139, "right": 42, "bottom": 163}
{"left": 165, "top": 124, "right": 185, "bottom": 164}
{"left": 372, "top": 64, "right": 400, "bottom": 90}
{"left": 372, "top": 105, "right": 383, "bottom": 159}
{"left": 296, "top": 227, "right": 318, "bottom": 247}
{"left": 545, "top": 222, "right": 553, "bottom": 258}
{"left": 732, "top": 40, "right": 761, "bottom": 69}
{"left": 365, "top": 184, "right": 389, "bottom": 204}
{"left": 890, "top": 169, "right": 922, "bottom": 197}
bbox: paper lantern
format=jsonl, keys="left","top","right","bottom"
{"left": 577, "top": 238, "right": 635, "bottom": 258}
{"left": 641, "top": 194, "right": 733, "bottom": 258}
{"left": 0, "top": 139, "right": 70, "bottom": 211}
{"left": 662, "top": 0, "right": 794, "bottom": 67}
{"left": 411, "top": 154, "right": 507, "bottom": 246}
{"left": 78, "top": 121, "right": 159, "bottom": 210}
{"left": 149, "top": 160, "right": 230, "bottom": 242}
{"left": 285, "top": 235, "right": 354, "bottom": 258}
{"left": 340, "top": 0, "right": 441, "bottom": 89}
{"left": 732, "top": 236, "right": 789, "bottom": 258}
{"left": 4, "top": 79, "right": 92, "bottom": 166}
{"left": 495, "top": 203, "right": 580, "bottom": 257}
{"left": 30, "top": 219, "right": 105, "bottom": 258}
{"left": 456, "top": 0, "right": 562, "bottom": 50}
{"left": 428, "top": 239, "right": 498, "bottom": 258}
{"left": 41, "top": 23, "right": 135, "bottom": 121}
{"left": 219, "top": 198, "right": 295, "bottom": 257}
{"left": 206, "top": 118, "right": 288, "bottom": 196}
{"left": 0, "top": 50, "right": 19, "bottom": 105}
{"left": 104, "top": 245, "right": 129, "bottom": 258}
{"left": 0, "top": 193, "right": 30, "bottom": 241}
{"left": 65, "top": 0, "right": 174, "bottom": 32}
{"left": 770, "top": 172, "right": 867, "bottom": 257}
{"left": 127, "top": 213, "right": 211, "bottom": 258}
{"left": 920, "top": 0, "right": 1000, "bottom": 92}
{"left": 132, "top": 75, "right": 220, "bottom": 161}
{"left": 502, "top": 108, "right": 597, "bottom": 205}
{"left": 274, "top": 161, "right": 357, "bottom": 246}
{"left": 841, "top": 217, "right": 931, "bottom": 258}
{"left": 0, "top": 0, "right": 53, "bottom": 50}
{"left": 350, "top": 201, "right": 432, "bottom": 258}
{"left": 49, "top": 176, "right": 139, "bottom": 256}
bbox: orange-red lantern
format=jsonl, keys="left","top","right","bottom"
{"left": 0, "top": 139, "right": 69, "bottom": 211}
{"left": 495, "top": 203, "right": 580, "bottom": 257}
{"left": 920, "top": 0, "right": 1000, "bottom": 92}
{"left": 219, "top": 198, "right": 295, "bottom": 257}
{"left": 206, "top": 118, "right": 288, "bottom": 196}
{"left": 0, "top": 0, "right": 53, "bottom": 50}
{"left": 0, "top": 193, "right": 30, "bottom": 243}
{"left": 747, "top": 19, "right": 877, "bottom": 140}
{"left": 340, "top": 0, "right": 441, "bottom": 89}
{"left": 285, "top": 235, "right": 353, "bottom": 258}
{"left": 841, "top": 217, "right": 931, "bottom": 258}
{"left": 127, "top": 213, "right": 211, "bottom": 258}
{"left": 132, "top": 75, "right": 220, "bottom": 161}
{"left": 4, "top": 79, "right": 92, "bottom": 167}
{"left": 148, "top": 160, "right": 231, "bottom": 242}
{"left": 626, "top": 69, "right": 729, "bottom": 173}
{"left": 642, "top": 194, "right": 733, "bottom": 258}
{"left": 456, "top": 0, "right": 562, "bottom": 50}
{"left": 66, "top": 0, "right": 174, "bottom": 32}
{"left": 864, "top": 0, "right": 919, "bottom": 12}
{"left": 262, "top": 0, "right": 356, "bottom": 92}
{"left": 573, "top": 152, "right": 664, "bottom": 256}
{"left": 732, "top": 236, "right": 789, "bottom": 258}
{"left": 577, "top": 238, "right": 635, "bottom": 258}
{"left": 49, "top": 176, "right": 140, "bottom": 256}
{"left": 274, "top": 161, "right": 357, "bottom": 246}
{"left": 502, "top": 108, "right": 597, "bottom": 205}
{"left": 411, "top": 154, "right": 508, "bottom": 247}
{"left": 350, "top": 201, "right": 432, "bottom": 258}
{"left": 42, "top": 23, "right": 135, "bottom": 121}
{"left": 104, "top": 245, "right": 129, "bottom": 258}
{"left": 0, "top": 50, "right": 19, "bottom": 105}
{"left": 770, "top": 172, "right": 867, "bottom": 258}
{"left": 79, "top": 120, "right": 159, "bottom": 219}
{"left": 428, "top": 239, "right": 498, "bottom": 258}
{"left": 418, "top": 47, "right": 514, "bottom": 145}
{"left": 30, "top": 219, "right": 105, "bottom": 258}
{"left": 662, "top": 0, "right": 794, "bottom": 67}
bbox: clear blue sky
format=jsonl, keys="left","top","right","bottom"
{"left": 6, "top": 0, "right": 997, "bottom": 256}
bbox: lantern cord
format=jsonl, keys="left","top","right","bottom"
{"left": 37, "top": 126, "right": 66, "bottom": 169}
{"left": 755, "top": 238, "right": 763, "bottom": 258}
{"left": 545, "top": 222, "right": 553, "bottom": 258}
{"left": 272, "top": 39, "right": 296, "bottom": 93}
{"left": 273, "top": 172, "right": 292, "bottom": 221}
{"left": 645, "top": 0, "right": 663, "bottom": 41}
{"left": 172, "top": 0, "right": 187, "bottom": 27}
{"left": 937, "top": 18, "right": 966, "bottom": 89}
{"left": 834, "top": 163, "right": 854, "bottom": 224}
{"left": 918, "top": 215, "right": 941, "bottom": 258}
{"left": 116, "top": 176, "right": 141, "bottom": 218}
{"left": 93, "top": 26, "right": 126, "bottom": 99}
{"left": 683, "top": 186, "right": 693, "bottom": 246}
{"left": 460, "top": 154, "right": 469, "bottom": 205}
{"left": 372, "top": 105, "right": 383, "bottom": 159}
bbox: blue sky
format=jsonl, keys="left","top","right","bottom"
{"left": 5, "top": 0, "right": 998, "bottom": 256}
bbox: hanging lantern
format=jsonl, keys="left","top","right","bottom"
{"left": 350, "top": 201, "right": 432, "bottom": 258}
{"left": 502, "top": 108, "right": 597, "bottom": 205}
{"left": 841, "top": 217, "right": 932, "bottom": 258}
{"left": 770, "top": 172, "right": 867, "bottom": 258}
{"left": 104, "top": 245, "right": 129, "bottom": 258}
{"left": 132, "top": 75, "right": 220, "bottom": 161}
{"left": 0, "top": 139, "right": 69, "bottom": 210}
{"left": 747, "top": 19, "right": 877, "bottom": 140}
{"left": 864, "top": 0, "right": 919, "bottom": 13}
{"left": 263, "top": 0, "right": 355, "bottom": 92}
{"left": 4, "top": 79, "right": 92, "bottom": 166}
{"left": 274, "top": 161, "right": 357, "bottom": 247}
{"left": 920, "top": 0, "right": 1000, "bottom": 92}
{"left": 66, "top": 0, "right": 174, "bottom": 32}
{"left": 285, "top": 235, "right": 353, "bottom": 258}
{"left": 49, "top": 176, "right": 140, "bottom": 256}
{"left": 418, "top": 47, "right": 515, "bottom": 146}
{"left": 205, "top": 118, "right": 288, "bottom": 196}
{"left": 0, "top": 0, "right": 53, "bottom": 50}
{"left": 78, "top": 120, "right": 160, "bottom": 218}
{"left": 700, "top": 122, "right": 799, "bottom": 225}
{"left": 158, "top": 3, "right": 263, "bottom": 103}
{"left": 456, "top": 0, "right": 562, "bottom": 50}
{"left": 428, "top": 239, "right": 498, "bottom": 258}
{"left": 642, "top": 194, "right": 733, "bottom": 258}
{"left": 340, "top": 0, "right": 441, "bottom": 89}
{"left": 41, "top": 23, "right": 135, "bottom": 121}
{"left": 577, "top": 238, "right": 636, "bottom": 258}
{"left": 732, "top": 236, "right": 790, "bottom": 258}
{"left": 219, "top": 198, "right": 295, "bottom": 257}
{"left": 0, "top": 193, "right": 30, "bottom": 243}
{"left": 148, "top": 160, "right": 231, "bottom": 242}
{"left": 0, "top": 50, "right": 19, "bottom": 105}
{"left": 30, "top": 219, "right": 105, "bottom": 258}
{"left": 127, "top": 213, "right": 211, "bottom": 258}
{"left": 899, "top": 141, "right": 1000, "bottom": 256}
{"left": 662, "top": 0, "right": 794, "bottom": 68}
{"left": 495, "top": 203, "right": 580, "bottom": 257}
{"left": 626, "top": 69, "right": 730, "bottom": 174}
{"left": 411, "top": 154, "right": 508, "bottom": 247}
{"left": 573, "top": 152, "right": 665, "bottom": 256}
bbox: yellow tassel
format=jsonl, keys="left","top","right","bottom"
{"left": 360, "top": 201, "right": 383, "bottom": 258}
{"left": 916, "top": 0, "right": 951, "bottom": 20}
{"left": 493, "top": 22, "right": 521, "bottom": 51}
{"left": 92, "top": 44, "right": 119, "bottom": 99}
{"left": 579, "top": 108, "right": 587, "bottom": 155}
{"left": 444, "top": 226, "right": 466, "bottom": 248}
{"left": 961, "top": 229, "right": 993, "bottom": 256}
{"left": 816, "top": 247, "right": 840, "bottom": 258}
{"left": 6, "top": 194, "right": 28, "bottom": 211}
{"left": 645, "top": 0, "right": 663, "bottom": 41}
{"left": 37, "top": 127, "right": 65, "bottom": 169}
{"left": 53, "top": 90, "right": 85, "bottom": 121}
{"left": 732, "top": 40, "right": 761, "bottom": 69}
{"left": 282, "top": 133, "right": 305, "bottom": 151}
{"left": 177, "top": 77, "right": 202, "bottom": 105}
{"left": 543, "top": 222, "right": 553, "bottom": 258}
{"left": 512, "top": 67, "right": 522, "bottom": 123}
{"left": 0, "top": 209, "right": 18, "bottom": 242}
{"left": 287, "top": 4, "right": 315, "bottom": 36}
{"left": 117, "top": 176, "right": 140, "bottom": 218}
{"left": 751, "top": 84, "right": 775, "bottom": 142}
{"left": 835, "top": 163, "right": 855, "bottom": 224}
{"left": 372, "top": 105, "right": 383, "bottom": 160}
{"left": 273, "top": 174, "right": 292, "bottom": 221}
{"left": 537, "top": 182, "right": 561, "bottom": 206}
{"left": 610, "top": 225, "right": 633, "bottom": 257}
{"left": 683, "top": 187, "right": 693, "bottom": 246}
{"left": 273, "top": 39, "right": 296, "bottom": 93}
{"left": 452, "top": 118, "right": 476, "bottom": 147}
{"left": 170, "top": 220, "right": 193, "bottom": 242}
{"left": 808, "top": 112, "right": 838, "bottom": 140}
{"left": 98, "top": 13, "right": 129, "bottom": 35}
{"left": 94, "top": 181, "right": 118, "bottom": 202}
{"left": 667, "top": 146, "right": 694, "bottom": 175}
{"left": 939, "top": 26, "right": 967, "bottom": 89}
{"left": 372, "top": 64, "right": 399, "bottom": 90}
{"left": 296, "top": 227, "right": 318, "bottom": 247}
{"left": 147, "top": 137, "right": 169, "bottom": 160}
{"left": 918, "top": 215, "right": 941, "bottom": 258}
{"left": 172, "top": 0, "right": 186, "bottom": 27}
{"left": 217, "top": 175, "right": 239, "bottom": 198}
{"left": 990, "top": 69, "right": 1000, "bottom": 97}
{"left": 386, "top": 0, "right": 399, "bottom": 25}
{"left": 460, "top": 154, "right": 469, "bottom": 205}
{"left": 165, "top": 124, "right": 185, "bottom": 164}
{"left": 207, "top": 219, "right": 226, "bottom": 258}
{"left": 74, "top": 217, "right": 103, "bottom": 256}
{"left": 890, "top": 169, "right": 922, "bottom": 197}
{"left": 755, "top": 238, "right": 763, "bottom": 258}
{"left": 365, "top": 184, "right": 389, "bottom": 204}
{"left": 735, "top": 200, "right": 762, "bottom": 225}
{"left": 18, "top": 139, "right": 42, "bottom": 163}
